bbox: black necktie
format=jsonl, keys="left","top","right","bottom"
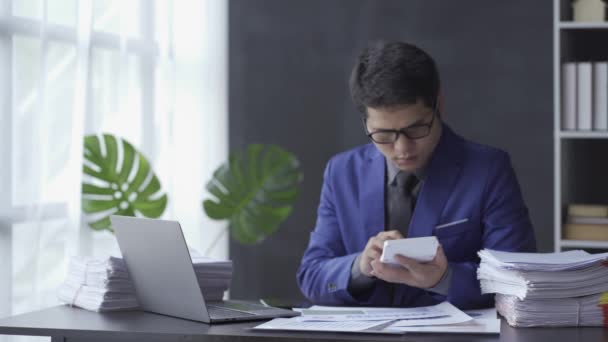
{"left": 387, "top": 172, "right": 419, "bottom": 237}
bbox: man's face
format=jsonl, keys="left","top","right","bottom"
{"left": 365, "top": 99, "right": 442, "bottom": 172}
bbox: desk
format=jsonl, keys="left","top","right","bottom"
{"left": 0, "top": 305, "right": 606, "bottom": 342}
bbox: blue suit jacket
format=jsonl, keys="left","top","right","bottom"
{"left": 297, "top": 124, "right": 536, "bottom": 309}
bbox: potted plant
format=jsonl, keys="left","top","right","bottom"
{"left": 202, "top": 144, "right": 303, "bottom": 253}
{"left": 81, "top": 134, "right": 168, "bottom": 231}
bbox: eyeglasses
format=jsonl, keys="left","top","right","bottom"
{"left": 363, "top": 104, "right": 437, "bottom": 144}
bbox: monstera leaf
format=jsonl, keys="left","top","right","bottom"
{"left": 82, "top": 134, "right": 168, "bottom": 231}
{"left": 203, "top": 144, "right": 303, "bottom": 244}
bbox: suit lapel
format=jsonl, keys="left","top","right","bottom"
{"left": 359, "top": 146, "right": 386, "bottom": 238}
{"left": 408, "top": 125, "right": 464, "bottom": 237}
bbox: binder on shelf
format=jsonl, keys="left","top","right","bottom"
{"left": 568, "top": 216, "right": 608, "bottom": 225}
{"left": 564, "top": 223, "right": 608, "bottom": 241}
{"left": 577, "top": 62, "right": 593, "bottom": 130}
{"left": 567, "top": 204, "right": 608, "bottom": 218}
{"left": 562, "top": 62, "right": 577, "bottom": 131}
{"left": 593, "top": 62, "right": 608, "bottom": 130}
{"left": 572, "top": 0, "right": 607, "bottom": 22}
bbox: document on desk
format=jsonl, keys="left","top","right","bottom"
{"left": 296, "top": 302, "right": 471, "bottom": 326}
{"left": 253, "top": 302, "right": 473, "bottom": 334}
{"left": 387, "top": 308, "right": 501, "bottom": 334}
{"left": 253, "top": 318, "right": 400, "bottom": 334}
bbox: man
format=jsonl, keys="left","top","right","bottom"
{"left": 296, "top": 41, "right": 536, "bottom": 309}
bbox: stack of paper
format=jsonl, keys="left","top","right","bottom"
{"left": 254, "top": 302, "right": 501, "bottom": 334}
{"left": 478, "top": 258, "right": 608, "bottom": 299}
{"left": 58, "top": 254, "right": 232, "bottom": 312}
{"left": 57, "top": 278, "right": 139, "bottom": 312}
{"left": 477, "top": 249, "right": 608, "bottom": 327}
{"left": 191, "top": 255, "right": 233, "bottom": 301}
{"left": 57, "top": 256, "right": 137, "bottom": 312}
{"left": 495, "top": 293, "right": 606, "bottom": 327}
{"left": 478, "top": 249, "right": 608, "bottom": 272}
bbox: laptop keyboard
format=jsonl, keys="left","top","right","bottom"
{"left": 206, "top": 301, "right": 292, "bottom": 320}
{"left": 218, "top": 301, "right": 279, "bottom": 312}
{"left": 207, "top": 305, "right": 255, "bottom": 319}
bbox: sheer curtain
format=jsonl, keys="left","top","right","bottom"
{"left": 0, "top": 0, "right": 227, "bottom": 328}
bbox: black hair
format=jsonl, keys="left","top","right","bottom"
{"left": 349, "top": 41, "right": 440, "bottom": 116}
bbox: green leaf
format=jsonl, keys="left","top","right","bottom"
{"left": 133, "top": 195, "right": 168, "bottom": 217}
{"left": 232, "top": 214, "right": 262, "bottom": 244}
{"left": 82, "top": 198, "right": 120, "bottom": 212}
{"left": 203, "top": 200, "right": 234, "bottom": 220}
{"left": 202, "top": 144, "right": 303, "bottom": 244}
{"left": 89, "top": 217, "right": 112, "bottom": 231}
{"left": 82, "top": 134, "right": 168, "bottom": 231}
{"left": 82, "top": 183, "right": 115, "bottom": 196}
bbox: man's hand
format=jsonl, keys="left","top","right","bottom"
{"left": 369, "top": 245, "right": 449, "bottom": 289}
{"left": 358, "top": 230, "right": 403, "bottom": 277}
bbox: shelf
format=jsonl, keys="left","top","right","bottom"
{"left": 560, "top": 239, "right": 608, "bottom": 249}
{"left": 559, "top": 22, "right": 608, "bottom": 29}
{"left": 559, "top": 131, "right": 608, "bottom": 139}
{"left": 554, "top": 1, "right": 608, "bottom": 252}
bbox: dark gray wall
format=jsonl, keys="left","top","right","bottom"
{"left": 229, "top": 0, "right": 553, "bottom": 302}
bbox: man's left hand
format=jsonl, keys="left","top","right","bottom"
{"left": 369, "top": 245, "right": 448, "bottom": 289}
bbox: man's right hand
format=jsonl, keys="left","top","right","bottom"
{"left": 359, "top": 230, "right": 404, "bottom": 277}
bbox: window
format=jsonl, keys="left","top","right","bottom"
{"left": 0, "top": 0, "right": 228, "bottom": 320}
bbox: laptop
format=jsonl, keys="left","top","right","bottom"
{"left": 110, "top": 215, "right": 300, "bottom": 323}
